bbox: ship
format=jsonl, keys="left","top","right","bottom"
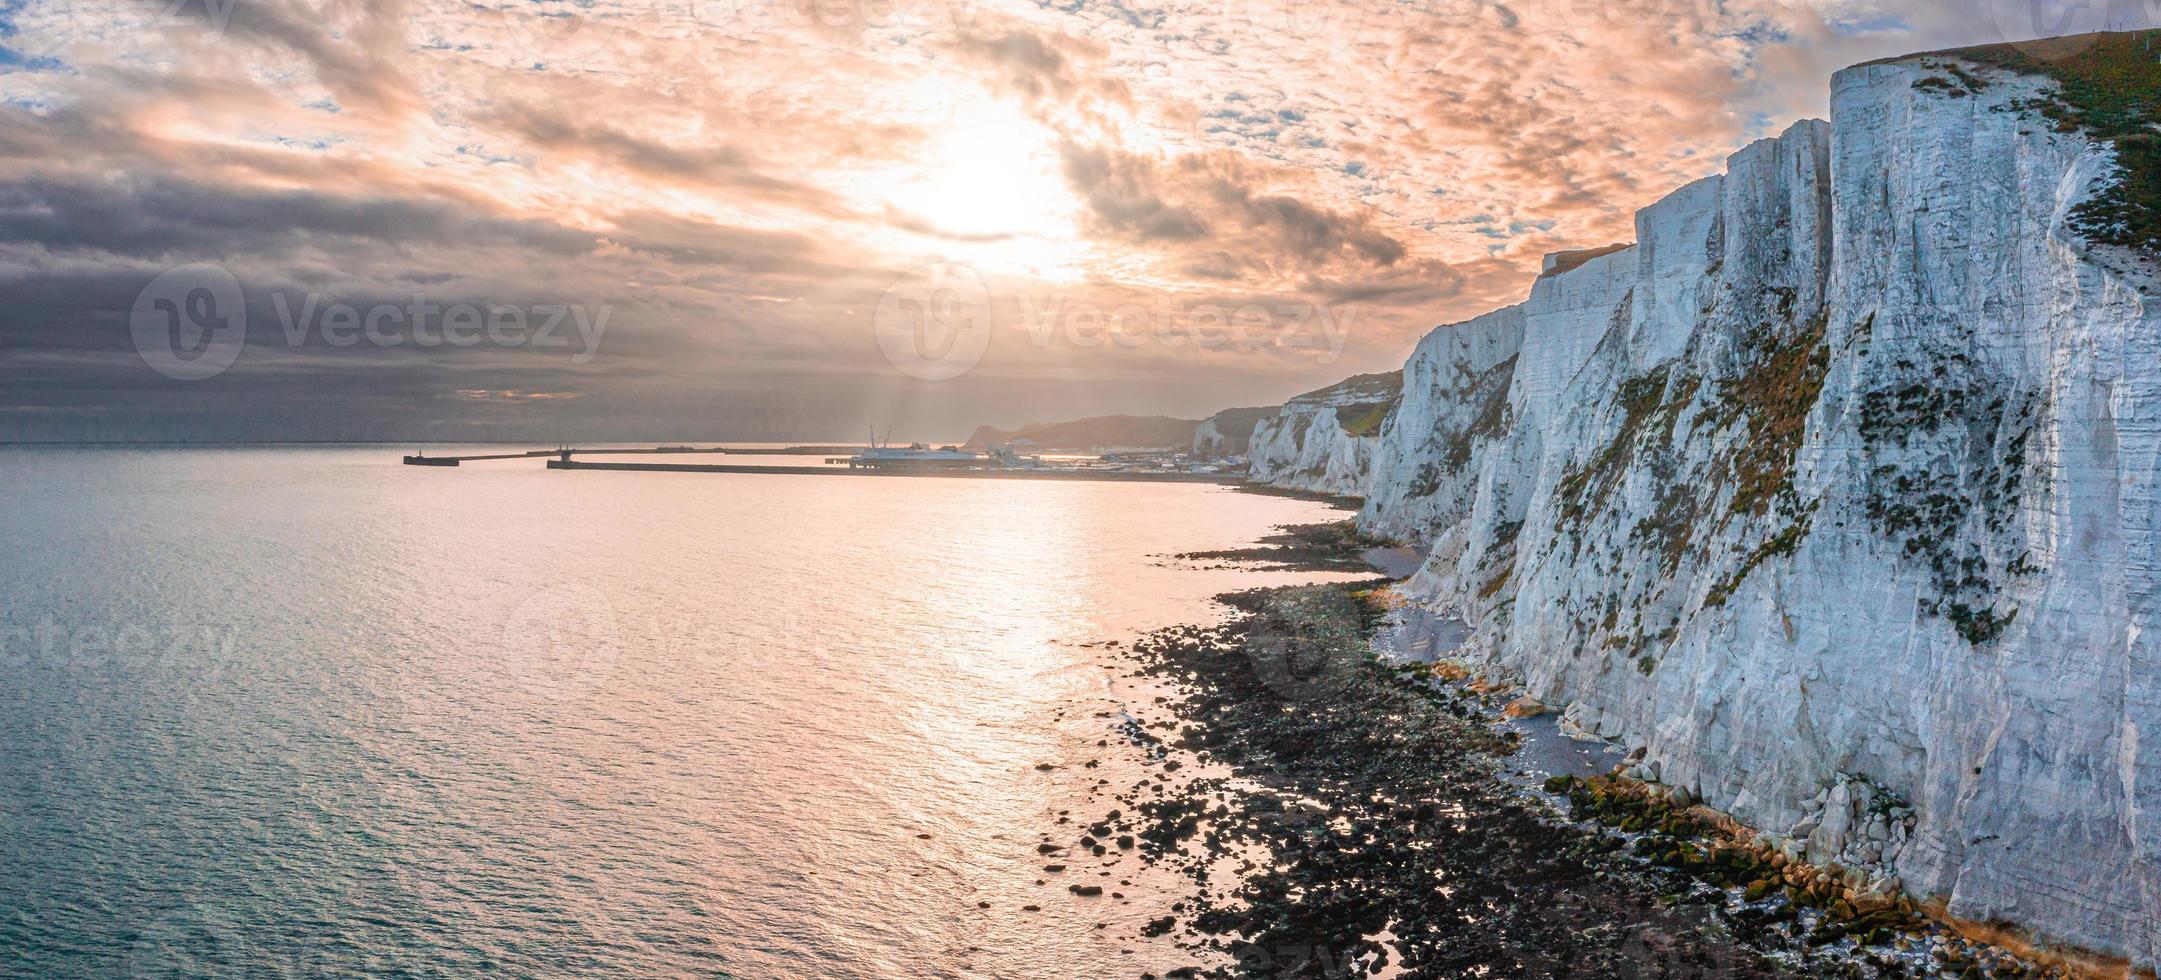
{"left": 842, "top": 426, "right": 1059, "bottom": 471}
{"left": 847, "top": 443, "right": 987, "bottom": 470}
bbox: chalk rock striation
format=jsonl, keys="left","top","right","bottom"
{"left": 1276, "top": 47, "right": 2160, "bottom": 964}
{"left": 963, "top": 415, "right": 1199, "bottom": 451}
{"left": 1192, "top": 405, "right": 1281, "bottom": 458}
{"left": 1246, "top": 372, "right": 1401, "bottom": 496}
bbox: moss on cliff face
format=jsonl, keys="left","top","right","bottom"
{"left": 1438, "top": 354, "right": 1520, "bottom": 472}
{"left": 1714, "top": 313, "right": 1832, "bottom": 521}
{"left": 1544, "top": 301, "right": 1836, "bottom": 659}
{"left": 1551, "top": 367, "right": 1684, "bottom": 526}
{"left": 1335, "top": 401, "right": 1396, "bottom": 438}
{"left": 1854, "top": 328, "right": 2038, "bottom": 646}
{"left": 1947, "top": 31, "right": 2161, "bottom": 256}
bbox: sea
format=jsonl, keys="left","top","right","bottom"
{"left": 0, "top": 446, "right": 1360, "bottom": 978}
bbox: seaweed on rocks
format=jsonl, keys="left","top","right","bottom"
{"left": 1089, "top": 523, "right": 2055, "bottom": 978}
{"left": 1098, "top": 582, "right": 1789, "bottom": 979}
{"left": 1173, "top": 520, "right": 1393, "bottom": 574}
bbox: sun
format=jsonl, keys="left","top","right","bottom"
{"left": 872, "top": 92, "right": 1090, "bottom": 279}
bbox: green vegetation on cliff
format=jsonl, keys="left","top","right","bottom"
{"left": 1941, "top": 31, "right": 2161, "bottom": 255}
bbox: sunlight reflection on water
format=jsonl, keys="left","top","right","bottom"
{"left": 0, "top": 447, "right": 1361, "bottom": 978}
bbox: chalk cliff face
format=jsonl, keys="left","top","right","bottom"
{"left": 1287, "top": 50, "right": 2158, "bottom": 964}
{"left": 963, "top": 415, "right": 1199, "bottom": 451}
{"left": 1192, "top": 406, "right": 1279, "bottom": 458}
{"left": 1247, "top": 372, "right": 1402, "bottom": 496}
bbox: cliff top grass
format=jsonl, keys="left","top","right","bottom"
{"left": 1915, "top": 31, "right": 2161, "bottom": 255}
{"left": 1335, "top": 400, "right": 1396, "bottom": 438}
{"left": 1541, "top": 242, "right": 1633, "bottom": 278}
{"left": 1287, "top": 370, "right": 1404, "bottom": 407}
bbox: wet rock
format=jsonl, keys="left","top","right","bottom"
{"left": 1503, "top": 695, "right": 1551, "bottom": 719}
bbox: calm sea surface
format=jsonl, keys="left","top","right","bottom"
{"left": 0, "top": 447, "right": 1355, "bottom": 978}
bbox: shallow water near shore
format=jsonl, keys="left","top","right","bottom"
{"left": 1371, "top": 600, "right": 1625, "bottom": 782}
{"left": 0, "top": 446, "right": 1365, "bottom": 978}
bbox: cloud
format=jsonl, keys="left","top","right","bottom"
{"left": 944, "top": 24, "right": 1133, "bottom": 108}
{"left": 1056, "top": 142, "right": 1210, "bottom": 243}
{"left": 0, "top": 173, "right": 599, "bottom": 259}
{"left": 2, "top": 0, "right": 2154, "bottom": 441}
{"left": 485, "top": 100, "right": 850, "bottom": 213}
{"left": 221, "top": 0, "right": 426, "bottom": 121}
{"left": 1055, "top": 138, "right": 1413, "bottom": 287}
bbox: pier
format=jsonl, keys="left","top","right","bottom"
{"left": 401, "top": 446, "right": 859, "bottom": 466}
{"left": 402, "top": 444, "right": 1243, "bottom": 484}
{"left": 402, "top": 451, "right": 549, "bottom": 466}
{"left": 543, "top": 459, "right": 1242, "bottom": 483}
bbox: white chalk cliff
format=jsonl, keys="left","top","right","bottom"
{"left": 1273, "top": 50, "right": 2160, "bottom": 964}
{"left": 1193, "top": 406, "right": 1281, "bottom": 459}
{"left": 1247, "top": 372, "right": 1401, "bottom": 497}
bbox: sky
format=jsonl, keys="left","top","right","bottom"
{"left": 1, "top": 0, "right": 2155, "bottom": 443}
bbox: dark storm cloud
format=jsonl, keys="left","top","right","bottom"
{"left": 1057, "top": 142, "right": 1210, "bottom": 243}
{"left": 1057, "top": 140, "right": 1411, "bottom": 275}
{"left": 219, "top": 0, "right": 424, "bottom": 119}
{"left": 944, "top": 26, "right": 1133, "bottom": 107}
{"left": 3, "top": 0, "right": 2148, "bottom": 442}
{"left": 0, "top": 175, "right": 600, "bottom": 259}
{"left": 484, "top": 102, "right": 848, "bottom": 214}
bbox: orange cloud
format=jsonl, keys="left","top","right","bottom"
{"left": 1, "top": 0, "right": 2145, "bottom": 441}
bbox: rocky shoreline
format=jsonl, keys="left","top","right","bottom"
{"left": 1230, "top": 40, "right": 2161, "bottom": 967}
{"left": 1170, "top": 520, "right": 1395, "bottom": 574}
{"left": 1065, "top": 520, "right": 2084, "bottom": 979}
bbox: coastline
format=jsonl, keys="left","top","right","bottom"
{"left": 1086, "top": 517, "right": 2085, "bottom": 979}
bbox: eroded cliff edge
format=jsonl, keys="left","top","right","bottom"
{"left": 1273, "top": 42, "right": 2160, "bottom": 965}
{"left": 1247, "top": 371, "right": 1401, "bottom": 497}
